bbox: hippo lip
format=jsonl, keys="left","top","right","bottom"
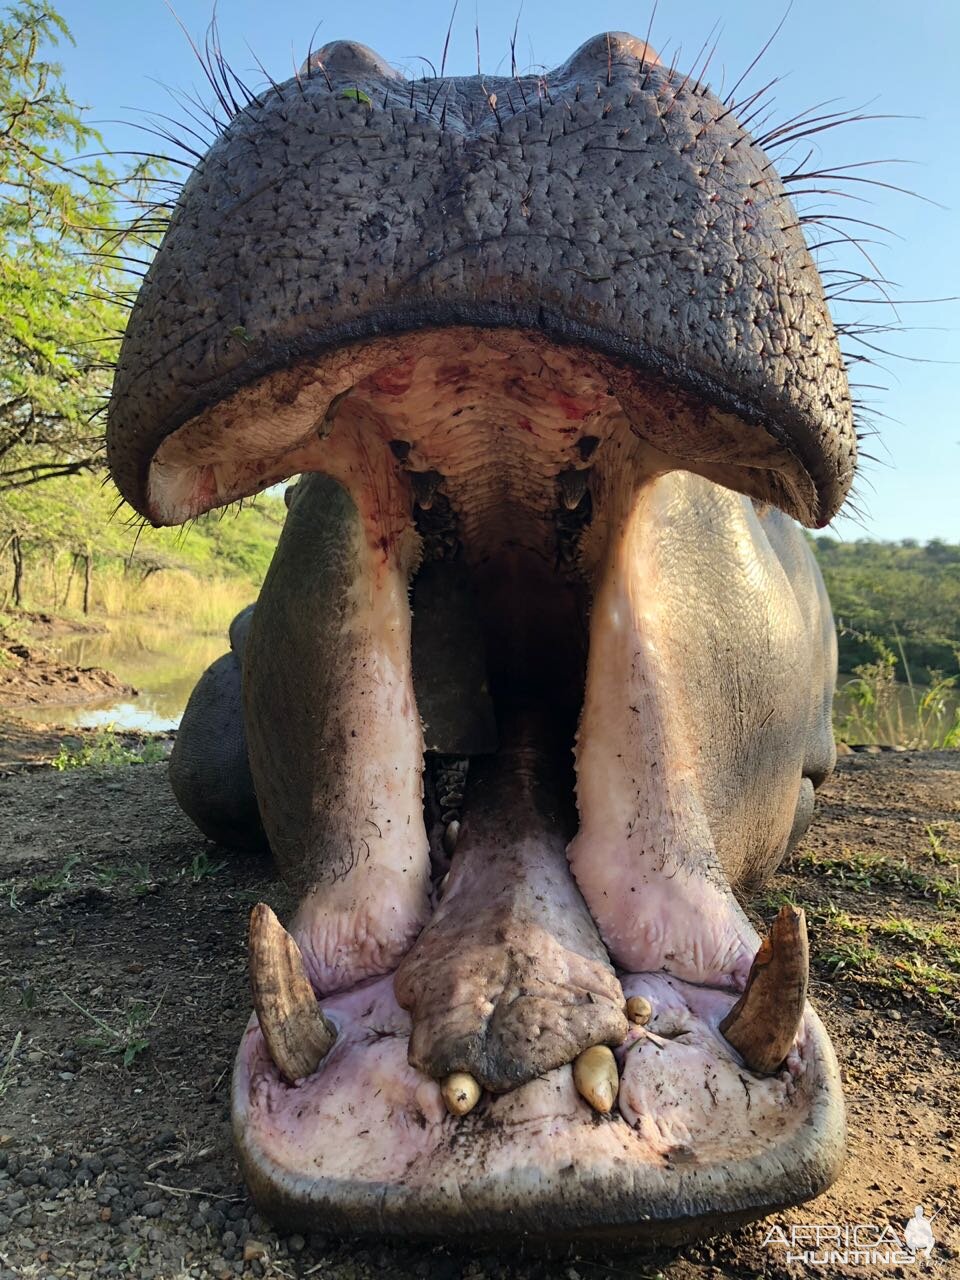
{"left": 108, "top": 29, "right": 851, "bottom": 1243}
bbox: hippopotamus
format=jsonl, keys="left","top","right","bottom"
{"left": 106, "top": 32, "right": 849, "bottom": 1245}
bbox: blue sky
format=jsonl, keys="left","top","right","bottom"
{"left": 53, "top": 0, "right": 958, "bottom": 542}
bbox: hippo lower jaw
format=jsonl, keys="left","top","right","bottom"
{"left": 147, "top": 325, "right": 845, "bottom": 1242}
{"left": 233, "top": 992, "right": 843, "bottom": 1246}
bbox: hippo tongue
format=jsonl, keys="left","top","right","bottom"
{"left": 394, "top": 708, "right": 629, "bottom": 1093}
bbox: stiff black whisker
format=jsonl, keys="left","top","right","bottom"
{"left": 75, "top": 292, "right": 135, "bottom": 310}
{"left": 118, "top": 120, "right": 205, "bottom": 164}
{"left": 723, "top": 1, "right": 791, "bottom": 108}
{"left": 245, "top": 42, "right": 287, "bottom": 105}
{"left": 729, "top": 75, "right": 781, "bottom": 123}
{"left": 692, "top": 28, "right": 722, "bottom": 93}
{"left": 427, "top": 79, "right": 450, "bottom": 116}
{"left": 160, "top": 79, "right": 230, "bottom": 135}
{"left": 165, "top": 2, "right": 236, "bottom": 119}
{"left": 800, "top": 219, "right": 898, "bottom": 282}
{"left": 642, "top": 0, "right": 659, "bottom": 67}
{"left": 139, "top": 105, "right": 217, "bottom": 151}
{"left": 786, "top": 171, "right": 938, "bottom": 209}
{"left": 410, "top": 54, "right": 438, "bottom": 80}
{"left": 843, "top": 334, "right": 953, "bottom": 365}
{"left": 799, "top": 212, "right": 900, "bottom": 238}
{"left": 440, "top": 0, "right": 459, "bottom": 79}
{"left": 761, "top": 111, "right": 901, "bottom": 153}
{"left": 303, "top": 21, "right": 323, "bottom": 81}
{"left": 831, "top": 295, "right": 960, "bottom": 307}
{"left": 79, "top": 148, "right": 189, "bottom": 171}
{"left": 755, "top": 95, "right": 845, "bottom": 145}
{"left": 509, "top": 5, "right": 522, "bottom": 80}
{"left": 734, "top": 85, "right": 783, "bottom": 134}
{"left": 204, "top": 13, "right": 243, "bottom": 116}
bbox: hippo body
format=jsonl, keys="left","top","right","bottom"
{"left": 109, "top": 31, "right": 852, "bottom": 1244}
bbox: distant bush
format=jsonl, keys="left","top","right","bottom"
{"left": 0, "top": 470, "right": 286, "bottom": 625}
{"left": 811, "top": 538, "right": 960, "bottom": 682}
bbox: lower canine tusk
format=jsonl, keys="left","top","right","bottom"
{"left": 573, "top": 1045, "right": 619, "bottom": 1114}
{"left": 719, "top": 904, "right": 809, "bottom": 1074}
{"left": 249, "top": 902, "right": 336, "bottom": 1084}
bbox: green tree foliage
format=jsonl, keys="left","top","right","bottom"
{"left": 0, "top": 2, "right": 160, "bottom": 492}
{"left": 812, "top": 537, "right": 960, "bottom": 680}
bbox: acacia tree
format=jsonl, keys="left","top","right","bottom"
{"left": 0, "top": 2, "right": 162, "bottom": 493}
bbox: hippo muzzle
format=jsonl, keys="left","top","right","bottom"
{"left": 108, "top": 31, "right": 850, "bottom": 1245}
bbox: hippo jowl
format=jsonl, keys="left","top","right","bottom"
{"left": 107, "top": 32, "right": 850, "bottom": 1243}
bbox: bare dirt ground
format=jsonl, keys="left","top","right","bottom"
{"left": 0, "top": 735, "right": 958, "bottom": 1280}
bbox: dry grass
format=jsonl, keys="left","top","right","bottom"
{"left": 16, "top": 554, "right": 253, "bottom": 635}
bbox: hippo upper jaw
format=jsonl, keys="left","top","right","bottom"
{"left": 107, "top": 31, "right": 854, "bottom": 531}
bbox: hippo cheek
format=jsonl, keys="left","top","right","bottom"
{"left": 108, "top": 31, "right": 848, "bottom": 1243}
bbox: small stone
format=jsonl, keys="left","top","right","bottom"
{"left": 287, "top": 1234, "right": 306, "bottom": 1253}
{"left": 222, "top": 1230, "right": 237, "bottom": 1248}
{"left": 243, "top": 1239, "right": 268, "bottom": 1262}
{"left": 100, "top": 1207, "right": 112, "bottom": 1223}
{"left": 142, "top": 1200, "right": 163, "bottom": 1218}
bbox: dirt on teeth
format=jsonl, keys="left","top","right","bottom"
{"left": 441, "top": 1072, "right": 481, "bottom": 1116}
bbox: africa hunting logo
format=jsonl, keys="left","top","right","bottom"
{"left": 762, "top": 1205, "right": 937, "bottom": 1268}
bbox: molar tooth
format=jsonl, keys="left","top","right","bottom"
{"left": 558, "top": 467, "right": 590, "bottom": 510}
{"left": 410, "top": 469, "right": 442, "bottom": 510}
{"left": 625, "top": 995, "right": 652, "bottom": 1026}
{"left": 442, "top": 819, "right": 460, "bottom": 856}
{"left": 719, "top": 904, "right": 809, "bottom": 1074}
{"left": 248, "top": 902, "right": 336, "bottom": 1083}
{"left": 441, "top": 1072, "right": 481, "bottom": 1116}
{"left": 573, "top": 1045, "right": 619, "bottom": 1114}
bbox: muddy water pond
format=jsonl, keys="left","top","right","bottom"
{"left": 14, "top": 617, "right": 960, "bottom": 747}
{"left": 16, "top": 621, "right": 229, "bottom": 731}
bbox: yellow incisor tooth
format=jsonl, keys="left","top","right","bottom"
{"left": 625, "top": 995, "right": 652, "bottom": 1026}
{"left": 573, "top": 1045, "right": 619, "bottom": 1114}
{"left": 441, "top": 1072, "right": 481, "bottom": 1116}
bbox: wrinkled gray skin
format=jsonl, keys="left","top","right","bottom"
{"left": 107, "top": 30, "right": 854, "bottom": 1246}
{"left": 169, "top": 604, "right": 269, "bottom": 851}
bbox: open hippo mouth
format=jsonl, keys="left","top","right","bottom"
{"left": 107, "top": 32, "right": 852, "bottom": 1243}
